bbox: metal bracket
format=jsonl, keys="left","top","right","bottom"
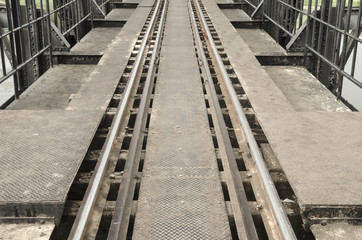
{"left": 286, "top": 21, "right": 307, "bottom": 50}
{"left": 50, "top": 22, "right": 71, "bottom": 49}
{"left": 251, "top": 1, "right": 264, "bottom": 18}
{"left": 92, "top": 0, "right": 107, "bottom": 17}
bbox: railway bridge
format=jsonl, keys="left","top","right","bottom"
{"left": 0, "top": 0, "right": 361, "bottom": 239}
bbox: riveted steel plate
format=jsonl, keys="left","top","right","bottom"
{"left": 0, "top": 110, "right": 103, "bottom": 222}
{"left": 132, "top": 0, "right": 231, "bottom": 238}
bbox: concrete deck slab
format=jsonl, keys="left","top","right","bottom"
{"left": 311, "top": 222, "right": 362, "bottom": 240}
{"left": 105, "top": 8, "right": 135, "bottom": 21}
{"left": 257, "top": 112, "right": 362, "bottom": 206}
{"left": 0, "top": 110, "right": 103, "bottom": 222}
{"left": 221, "top": 9, "right": 251, "bottom": 21}
{"left": 123, "top": 0, "right": 141, "bottom": 3}
{"left": 216, "top": 0, "right": 234, "bottom": 3}
{"left": 67, "top": 0, "right": 155, "bottom": 111}
{"left": 70, "top": 28, "right": 122, "bottom": 55}
{"left": 7, "top": 65, "right": 94, "bottom": 110}
{"left": 264, "top": 66, "right": 349, "bottom": 112}
{"left": 236, "top": 28, "right": 286, "bottom": 54}
{"left": 0, "top": 222, "right": 54, "bottom": 240}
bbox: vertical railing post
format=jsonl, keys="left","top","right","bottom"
{"left": 75, "top": 0, "right": 80, "bottom": 42}
{"left": 11, "top": 0, "right": 26, "bottom": 94}
{"left": 46, "top": 0, "right": 54, "bottom": 67}
{"left": 90, "top": 0, "right": 94, "bottom": 29}
{"left": 350, "top": 1, "right": 362, "bottom": 78}
{"left": 5, "top": 0, "right": 20, "bottom": 99}
{"left": 304, "top": 0, "right": 312, "bottom": 67}
{"left": 333, "top": 0, "right": 346, "bottom": 96}
{"left": 337, "top": 0, "right": 353, "bottom": 99}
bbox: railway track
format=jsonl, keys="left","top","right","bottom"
{"left": 51, "top": 0, "right": 315, "bottom": 239}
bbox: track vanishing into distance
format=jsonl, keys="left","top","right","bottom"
{"left": 51, "top": 0, "right": 315, "bottom": 239}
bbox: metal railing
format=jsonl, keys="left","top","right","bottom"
{"left": 241, "top": 0, "right": 362, "bottom": 100}
{"left": 304, "top": 0, "right": 362, "bottom": 97}
{"left": 0, "top": 0, "right": 112, "bottom": 104}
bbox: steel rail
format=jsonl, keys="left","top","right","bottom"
{"left": 193, "top": 0, "right": 297, "bottom": 239}
{"left": 67, "top": 1, "right": 162, "bottom": 239}
{"left": 188, "top": 2, "right": 258, "bottom": 239}
{"left": 107, "top": 0, "right": 168, "bottom": 239}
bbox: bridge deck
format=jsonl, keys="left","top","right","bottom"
{"left": 0, "top": 0, "right": 154, "bottom": 224}
{"left": 132, "top": 0, "right": 231, "bottom": 238}
{"left": 236, "top": 28, "right": 286, "bottom": 55}
{"left": 204, "top": 0, "right": 360, "bottom": 211}
{"left": 0, "top": 110, "right": 102, "bottom": 222}
{"left": 70, "top": 27, "right": 122, "bottom": 55}
{"left": 8, "top": 65, "right": 94, "bottom": 110}
{"left": 258, "top": 112, "right": 362, "bottom": 206}
{"left": 221, "top": 9, "right": 250, "bottom": 21}
{"left": 67, "top": 2, "right": 153, "bottom": 111}
{"left": 0, "top": 0, "right": 361, "bottom": 238}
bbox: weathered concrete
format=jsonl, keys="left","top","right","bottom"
{"left": 204, "top": 0, "right": 294, "bottom": 114}
{"left": 264, "top": 66, "right": 349, "bottom": 112}
{"left": 236, "top": 28, "right": 286, "bottom": 54}
{"left": 1, "top": 0, "right": 154, "bottom": 225}
{"left": 70, "top": 28, "right": 122, "bottom": 55}
{"left": 204, "top": 0, "right": 360, "bottom": 216}
{"left": 67, "top": 0, "right": 155, "bottom": 111}
{"left": 257, "top": 112, "right": 362, "bottom": 206}
{"left": 106, "top": 8, "right": 135, "bottom": 21}
{"left": 8, "top": 65, "right": 94, "bottom": 110}
{"left": 0, "top": 110, "right": 102, "bottom": 222}
{"left": 221, "top": 9, "right": 251, "bottom": 21}
{"left": 311, "top": 222, "right": 362, "bottom": 240}
{"left": 0, "top": 222, "right": 54, "bottom": 240}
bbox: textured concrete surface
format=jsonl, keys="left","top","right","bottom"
{"left": 311, "top": 222, "right": 362, "bottom": 240}
{"left": 70, "top": 28, "right": 122, "bottom": 55}
{"left": 203, "top": 0, "right": 294, "bottom": 114}
{"left": 236, "top": 28, "right": 286, "bottom": 54}
{"left": 221, "top": 9, "right": 251, "bottom": 21}
{"left": 123, "top": 0, "right": 141, "bottom": 3}
{"left": 0, "top": 0, "right": 153, "bottom": 227}
{"left": 67, "top": 0, "right": 155, "bottom": 111}
{"left": 0, "top": 222, "right": 54, "bottom": 240}
{"left": 133, "top": 0, "right": 231, "bottom": 238}
{"left": 106, "top": 8, "right": 135, "bottom": 21}
{"left": 215, "top": 0, "right": 234, "bottom": 3}
{"left": 0, "top": 110, "right": 102, "bottom": 221}
{"left": 257, "top": 112, "right": 362, "bottom": 206}
{"left": 7, "top": 65, "right": 94, "bottom": 110}
{"left": 264, "top": 66, "right": 350, "bottom": 112}
{"left": 204, "top": 0, "right": 359, "bottom": 214}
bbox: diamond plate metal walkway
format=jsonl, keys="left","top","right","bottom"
{"left": 132, "top": 0, "right": 232, "bottom": 238}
